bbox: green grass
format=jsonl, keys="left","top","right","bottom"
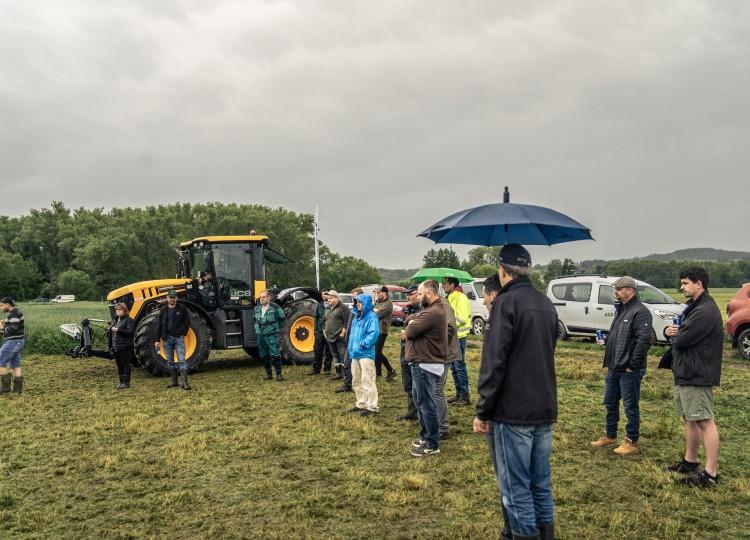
{"left": 2, "top": 329, "right": 749, "bottom": 539}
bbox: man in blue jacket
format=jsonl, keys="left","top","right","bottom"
{"left": 346, "top": 294, "right": 380, "bottom": 417}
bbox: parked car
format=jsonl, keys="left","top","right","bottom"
{"left": 32, "top": 298, "right": 50, "bottom": 303}
{"left": 338, "top": 293, "right": 354, "bottom": 311}
{"left": 547, "top": 275, "right": 685, "bottom": 344}
{"left": 726, "top": 282, "right": 750, "bottom": 361}
{"left": 360, "top": 284, "right": 409, "bottom": 325}
{"left": 460, "top": 279, "right": 491, "bottom": 335}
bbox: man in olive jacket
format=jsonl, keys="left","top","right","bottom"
{"left": 591, "top": 276, "right": 652, "bottom": 456}
{"left": 664, "top": 267, "right": 724, "bottom": 487}
{"left": 373, "top": 286, "right": 396, "bottom": 380}
{"left": 473, "top": 244, "right": 557, "bottom": 540}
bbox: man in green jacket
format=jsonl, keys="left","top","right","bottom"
{"left": 254, "top": 290, "right": 286, "bottom": 381}
{"left": 373, "top": 286, "right": 397, "bottom": 381}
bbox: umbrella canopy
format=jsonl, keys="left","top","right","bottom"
{"left": 411, "top": 267, "right": 474, "bottom": 283}
{"left": 417, "top": 187, "right": 594, "bottom": 247}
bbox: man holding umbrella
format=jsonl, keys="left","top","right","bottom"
{"left": 474, "top": 244, "right": 558, "bottom": 540}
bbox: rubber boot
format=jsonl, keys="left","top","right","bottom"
{"left": 180, "top": 369, "right": 191, "bottom": 390}
{"left": 116, "top": 375, "right": 124, "bottom": 389}
{"left": 331, "top": 366, "right": 343, "bottom": 380}
{"left": 12, "top": 376, "right": 23, "bottom": 394}
{"left": 536, "top": 524, "right": 554, "bottom": 540}
{"left": 397, "top": 393, "right": 419, "bottom": 421}
{"left": 272, "top": 356, "right": 283, "bottom": 381}
{"left": 262, "top": 357, "right": 273, "bottom": 380}
{"left": 168, "top": 367, "right": 179, "bottom": 388}
{"left": 118, "top": 375, "right": 130, "bottom": 390}
{"left": 1, "top": 374, "right": 13, "bottom": 394}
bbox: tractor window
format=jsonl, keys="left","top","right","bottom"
{"left": 212, "top": 243, "right": 254, "bottom": 307}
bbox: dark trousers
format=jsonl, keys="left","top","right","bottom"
{"left": 113, "top": 347, "right": 134, "bottom": 382}
{"left": 312, "top": 333, "right": 333, "bottom": 373}
{"left": 374, "top": 333, "right": 393, "bottom": 376}
{"left": 604, "top": 368, "right": 645, "bottom": 443}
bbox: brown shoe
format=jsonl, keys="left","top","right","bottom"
{"left": 613, "top": 438, "right": 638, "bottom": 455}
{"left": 447, "top": 395, "right": 461, "bottom": 404}
{"left": 450, "top": 395, "right": 471, "bottom": 407}
{"left": 591, "top": 435, "right": 618, "bottom": 447}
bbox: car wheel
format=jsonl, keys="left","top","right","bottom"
{"left": 557, "top": 321, "right": 569, "bottom": 341}
{"left": 738, "top": 328, "right": 750, "bottom": 361}
{"left": 472, "top": 317, "right": 485, "bottom": 335}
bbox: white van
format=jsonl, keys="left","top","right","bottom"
{"left": 547, "top": 275, "right": 684, "bottom": 343}
{"left": 51, "top": 295, "right": 76, "bottom": 303}
{"left": 460, "top": 279, "right": 490, "bottom": 335}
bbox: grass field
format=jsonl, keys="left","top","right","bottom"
{"left": 2, "top": 292, "right": 749, "bottom": 539}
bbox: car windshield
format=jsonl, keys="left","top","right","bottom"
{"left": 338, "top": 294, "right": 353, "bottom": 304}
{"left": 637, "top": 285, "right": 679, "bottom": 304}
{"left": 390, "top": 291, "right": 408, "bottom": 302}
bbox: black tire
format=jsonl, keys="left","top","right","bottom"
{"left": 279, "top": 299, "right": 317, "bottom": 365}
{"left": 738, "top": 327, "right": 750, "bottom": 361}
{"left": 557, "top": 321, "right": 569, "bottom": 341}
{"left": 134, "top": 307, "right": 212, "bottom": 376}
{"left": 471, "top": 317, "right": 485, "bottom": 335}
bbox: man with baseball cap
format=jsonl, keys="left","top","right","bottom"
{"left": 0, "top": 297, "right": 25, "bottom": 394}
{"left": 474, "top": 244, "right": 558, "bottom": 539}
{"left": 155, "top": 290, "right": 193, "bottom": 390}
{"left": 591, "top": 276, "right": 652, "bottom": 456}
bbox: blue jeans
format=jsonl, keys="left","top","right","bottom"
{"left": 0, "top": 338, "right": 24, "bottom": 369}
{"left": 162, "top": 335, "right": 187, "bottom": 371}
{"left": 603, "top": 368, "right": 645, "bottom": 443}
{"left": 492, "top": 422, "right": 554, "bottom": 536}
{"left": 450, "top": 337, "right": 469, "bottom": 397}
{"left": 411, "top": 363, "right": 440, "bottom": 450}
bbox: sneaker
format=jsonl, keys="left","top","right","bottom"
{"left": 590, "top": 435, "right": 618, "bottom": 447}
{"left": 450, "top": 395, "right": 471, "bottom": 407}
{"left": 263, "top": 373, "right": 273, "bottom": 381}
{"left": 386, "top": 370, "right": 396, "bottom": 382}
{"left": 439, "top": 432, "right": 451, "bottom": 441}
{"left": 334, "top": 386, "right": 352, "bottom": 393}
{"left": 347, "top": 407, "right": 363, "bottom": 414}
{"left": 412, "top": 438, "right": 425, "bottom": 448}
{"left": 410, "top": 446, "right": 440, "bottom": 457}
{"left": 665, "top": 459, "right": 700, "bottom": 474}
{"left": 330, "top": 373, "right": 343, "bottom": 381}
{"left": 680, "top": 470, "right": 720, "bottom": 488}
{"left": 276, "top": 374, "right": 284, "bottom": 381}
{"left": 360, "top": 410, "right": 378, "bottom": 417}
{"left": 613, "top": 438, "right": 638, "bottom": 456}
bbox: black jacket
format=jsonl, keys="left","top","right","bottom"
{"left": 476, "top": 277, "right": 558, "bottom": 425}
{"left": 156, "top": 304, "right": 191, "bottom": 340}
{"left": 671, "top": 292, "right": 723, "bottom": 386}
{"left": 603, "top": 297, "right": 652, "bottom": 371}
{"left": 110, "top": 316, "right": 135, "bottom": 351}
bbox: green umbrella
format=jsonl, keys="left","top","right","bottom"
{"left": 411, "top": 267, "right": 474, "bottom": 283}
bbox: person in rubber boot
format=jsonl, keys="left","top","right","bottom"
{"left": 254, "top": 290, "right": 286, "bottom": 381}
{"left": 155, "top": 290, "right": 192, "bottom": 390}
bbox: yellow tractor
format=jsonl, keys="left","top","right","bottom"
{"left": 64, "top": 234, "right": 321, "bottom": 376}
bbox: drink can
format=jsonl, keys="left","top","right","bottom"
{"left": 596, "top": 330, "right": 604, "bottom": 345}
{"left": 673, "top": 316, "right": 681, "bottom": 326}
{"left": 155, "top": 343, "right": 161, "bottom": 354}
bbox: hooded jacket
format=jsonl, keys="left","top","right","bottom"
{"left": 348, "top": 294, "right": 380, "bottom": 360}
{"left": 671, "top": 291, "right": 723, "bottom": 386}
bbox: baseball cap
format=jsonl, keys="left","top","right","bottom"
{"left": 327, "top": 290, "right": 339, "bottom": 297}
{"left": 0, "top": 297, "right": 14, "bottom": 305}
{"left": 405, "top": 285, "right": 419, "bottom": 294}
{"left": 613, "top": 276, "right": 637, "bottom": 289}
{"left": 167, "top": 290, "right": 178, "bottom": 298}
{"left": 498, "top": 244, "right": 532, "bottom": 267}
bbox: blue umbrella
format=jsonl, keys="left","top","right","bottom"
{"left": 417, "top": 187, "right": 594, "bottom": 247}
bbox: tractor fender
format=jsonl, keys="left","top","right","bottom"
{"left": 271, "top": 287, "right": 323, "bottom": 307}
{"left": 133, "top": 298, "right": 216, "bottom": 331}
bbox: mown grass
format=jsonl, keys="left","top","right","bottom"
{"left": 2, "top": 328, "right": 750, "bottom": 539}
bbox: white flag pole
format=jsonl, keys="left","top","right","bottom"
{"left": 314, "top": 203, "right": 320, "bottom": 290}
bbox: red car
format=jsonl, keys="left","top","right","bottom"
{"left": 360, "top": 284, "right": 409, "bottom": 325}
{"left": 726, "top": 283, "right": 750, "bottom": 361}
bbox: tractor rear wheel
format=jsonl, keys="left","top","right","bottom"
{"left": 134, "top": 307, "right": 212, "bottom": 376}
{"left": 279, "top": 299, "right": 317, "bottom": 365}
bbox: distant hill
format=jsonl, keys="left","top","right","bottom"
{"left": 378, "top": 268, "right": 420, "bottom": 283}
{"left": 580, "top": 248, "right": 750, "bottom": 268}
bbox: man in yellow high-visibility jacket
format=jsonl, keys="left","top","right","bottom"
{"left": 444, "top": 277, "right": 472, "bottom": 406}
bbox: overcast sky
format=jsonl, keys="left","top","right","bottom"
{"left": 2, "top": 0, "right": 748, "bottom": 269}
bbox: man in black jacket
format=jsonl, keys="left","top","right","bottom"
{"left": 473, "top": 244, "right": 557, "bottom": 540}
{"left": 664, "top": 267, "right": 723, "bottom": 487}
{"left": 155, "top": 290, "right": 192, "bottom": 390}
{"left": 591, "top": 276, "right": 652, "bottom": 456}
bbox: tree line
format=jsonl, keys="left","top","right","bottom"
{"left": 0, "top": 202, "right": 382, "bottom": 300}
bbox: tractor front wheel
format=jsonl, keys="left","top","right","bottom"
{"left": 280, "top": 299, "right": 317, "bottom": 365}
{"left": 134, "top": 307, "right": 212, "bottom": 376}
